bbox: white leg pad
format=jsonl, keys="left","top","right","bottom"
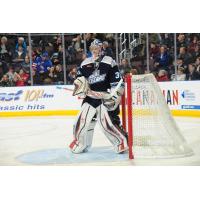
{"left": 85, "top": 120, "right": 96, "bottom": 150}
{"left": 96, "top": 105, "right": 128, "bottom": 153}
{"left": 69, "top": 103, "right": 96, "bottom": 153}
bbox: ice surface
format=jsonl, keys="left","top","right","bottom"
{"left": 0, "top": 116, "right": 200, "bottom": 166}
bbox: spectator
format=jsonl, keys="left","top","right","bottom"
{"left": 0, "top": 36, "right": 11, "bottom": 63}
{"left": 14, "top": 68, "right": 29, "bottom": 86}
{"left": 53, "top": 36, "right": 62, "bottom": 53}
{"left": 33, "top": 47, "right": 42, "bottom": 60}
{"left": 57, "top": 45, "right": 64, "bottom": 64}
{"left": 47, "top": 66, "right": 55, "bottom": 82}
{"left": 72, "top": 34, "right": 84, "bottom": 52}
{"left": 47, "top": 64, "right": 64, "bottom": 84}
{"left": 101, "top": 41, "right": 113, "bottom": 58}
{"left": 21, "top": 55, "right": 30, "bottom": 72}
{"left": 0, "top": 74, "right": 12, "bottom": 87}
{"left": 188, "top": 35, "right": 199, "bottom": 54}
{"left": 32, "top": 49, "right": 41, "bottom": 70}
{"left": 15, "top": 37, "right": 27, "bottom": 54}
{"left": 51, "top": 52, "right": 60, "bottom": 65}
{"left": 177, "top": 58, "right": 186, "bottom": 69}
{"left": 161, "top": 33, "right": 173, "bottom": 47}
{"left": 149, "top": 42, "right": 159, "bottom": 59}
{"left": 6, "top": 66, "right": 15, "bottom": 85}
{"left": 149, "top": 33, "right": 160, "bottom": 44}
{"left": 177, "top": 34, "right": 187, "bottom": 50}
{"left": 84, "top": 33, "right": 94, "bottom": 52}
{"left": 53, "top": 64, "right": 64, "bottom": 84}
{"left": 41, "top": 52, "right": 53, "bottom": 68}
{"left": 171, "top": 67, "right": 186, "bottom": 81}
{"left": 119, "top": 58, "right": 131, "bottom": 76}
{"left": 67, "top": 66, "right": 77, "bottom": 84}
{"left": 35, "top": 52, "right": 52, "bottom": 81}
{"left": 177, "top": 47, "right": 193, "bottom": 65}
{"left": 191, "top": 45, "right": 200, "bottom": 62}
{"left": 149, "top": 42, "right": 160, "bottom": 69}
{"left": 105, "top": 33, "right": 115, "bottom": 47}
{"left": 66, "top": 44, "right": 76, "bottom": 63}
{"left": 195, "top": 57, "right": 200, "bottom": 73}
{"left": 154, "top": 46, "right": 170, "bottom": 71}
{"left": 45, "top": 65, "right": 64, "bottom": 85}
{"left": 173, "top": 58, "right": 187, "bottom": 74}
{"left": 186, "top": 63, "right": 200, "bottom": 80}
{"left": 156, "top": 69, "right": 169, "bottom": 82}
{"left": 0, "top": 36, "right": 11, "bottom": 76}
{"left": 12, "top": 46, "right": 26, "bottom": 63}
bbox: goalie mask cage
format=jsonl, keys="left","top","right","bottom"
{"left": 121, "top": 74, "right": 193, "bottom": 159}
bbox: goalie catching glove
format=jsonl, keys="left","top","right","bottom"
{"left": 72, "top": 76, "right": 89, "bottom": 98}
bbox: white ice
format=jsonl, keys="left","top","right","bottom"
{"left": 0, "top": 116, "right": 200, "bottom": 166}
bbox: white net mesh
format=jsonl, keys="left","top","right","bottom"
{"left": 129, "top": 74, "right": 193, "bottom": 158}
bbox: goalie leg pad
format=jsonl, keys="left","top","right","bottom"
{"left": 69, "top": 103, "right": 96, "bottom": 153}
{"left": 97, "top": 104, "right": 128, "bottom": 153}
{"left": 85, "top": 119, "right": 96, "bottom": 150}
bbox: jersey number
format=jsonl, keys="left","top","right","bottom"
{"left": 115, "top": 72, "right": 120, "bottom": 79}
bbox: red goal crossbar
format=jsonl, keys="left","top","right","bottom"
{"left": 122, "top": 75, "right": 134, "bottom": 159}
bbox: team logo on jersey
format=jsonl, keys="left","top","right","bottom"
{"left": 88, "top": 70, "right": 106, "bottom": 85}
{"left": 86, "top": 64, "right": 93, "bottom": 68}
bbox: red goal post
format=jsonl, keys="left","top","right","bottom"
{"left": 121, "top": 74, "right": 134, "bottom": 159}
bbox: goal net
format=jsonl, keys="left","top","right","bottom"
{"left": 121, "top": 74, "right": 193, "bottom": 159}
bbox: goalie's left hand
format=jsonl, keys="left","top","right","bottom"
{"left": 102, "top": 93, "right": 121, "bottom": 111}
{"left": 102, "top": 81, "right": 125, "bottom": 111}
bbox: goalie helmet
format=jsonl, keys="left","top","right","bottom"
{"left": 90, "top": 39, "right": 102, "bottom": 61}
{"left": 90, "top": 39, "right": 102, "bottom": 48}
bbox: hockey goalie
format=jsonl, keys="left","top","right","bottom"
{"left": 69, "top": 39, "right": 128, "bottom": 154}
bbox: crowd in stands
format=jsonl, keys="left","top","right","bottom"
{"left": 126, "top": 33, "right": 200, "bottom": 81}
{"left": 0, "top": 33, "right": 200, "bottom": 87}
{"left": 0, "top": 33, "right": 115, "bottom": 87}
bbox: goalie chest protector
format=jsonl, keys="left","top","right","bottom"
{"left": 77, "top": 56, "right": 121, "bottom": 93}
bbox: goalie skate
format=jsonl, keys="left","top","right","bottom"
{"left": 115, "top": 142, "right": 129, "bottom": 154}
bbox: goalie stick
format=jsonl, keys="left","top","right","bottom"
{"left": 56, "top": 78, "right": 124, "bottom": 100}
{"left": 56, "top": 86, "right": 73, "bottom": 92}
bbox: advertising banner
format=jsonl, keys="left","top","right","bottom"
{"left": 159, "top": 81, "right": 200, "bottom": 110}
{"left": 0, "top": 85, "right": 81, "bottom": 113}
{"left": 0, "top": 81, "right": 200, "bottom": 117}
